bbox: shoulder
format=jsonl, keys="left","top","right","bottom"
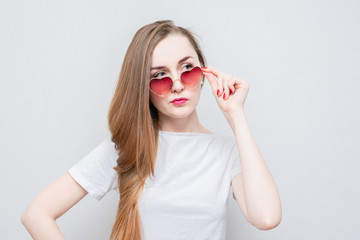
{"left": 210, "top": 134, "right": 236, "bottom": 145}
{"left": 203, "top": 134, "right": 237, "bottom": 154}
{"left": 73, "top": 136, "right": 119, "bottom": 169}
{"left": 99, "top": 136, "right": 119, "bottom": 160}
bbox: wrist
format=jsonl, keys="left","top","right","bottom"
{"left": 228, "top": 108, "right": 246, "bottom": 120}
{"left": 223, "top": 109, "right": 245, "bottom": 132}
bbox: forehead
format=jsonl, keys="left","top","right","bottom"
{"left": 151, "top": 34, "right": 197, "bottom": 67}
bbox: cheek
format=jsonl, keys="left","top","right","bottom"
{"left": 189, "top": 85, "right": 202, "bottom": 100}
{"left": 149, "top": 92, "right": 165, "bottom": 109}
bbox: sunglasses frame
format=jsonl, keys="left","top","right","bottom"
{"left": 149, "top": 66, "right": 205, "bottom": 97}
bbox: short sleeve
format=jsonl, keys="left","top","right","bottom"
{"left": 68, "top": 137, "right": 119, "bottom": 200}
{"left": 229, "top": 139, "right": 242, "bottom": 200}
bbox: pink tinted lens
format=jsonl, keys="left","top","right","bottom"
{"left": 149, "top": 77, "right": 172, "bottom": 95}
{"left": 181, "top": 67, "right": 203, "bottom": 87}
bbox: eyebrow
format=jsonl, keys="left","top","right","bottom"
{"left": 151, "top": 56, "right": 193, "bottom": 71}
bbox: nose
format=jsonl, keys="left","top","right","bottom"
{"left": 170, "top": 74, "right": 185, "bottom": 93}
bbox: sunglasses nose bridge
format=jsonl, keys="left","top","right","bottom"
{"left": 171, "top": 78, "right": 184, "bottom": 89}
{"left": 170, "top": 72, "right": 185, "bottom": 91}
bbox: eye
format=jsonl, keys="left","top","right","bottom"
{"left": 153, "top": 71, "right": 166, "bottom": 78}
{"left": 183, "top": 63, "right": 193, "bottom": 70}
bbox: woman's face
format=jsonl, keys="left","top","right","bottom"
{"left": 149, "top": 33, "right": 202, "bottom": 120}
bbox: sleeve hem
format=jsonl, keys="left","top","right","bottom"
{"left": 68, "top": 167, "right": 104, "bottom": 201}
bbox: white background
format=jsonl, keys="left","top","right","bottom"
{"left": 1, "top": 0, "right": 359, "bottom": 239}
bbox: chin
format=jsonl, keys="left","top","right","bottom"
{"left": 163, "top": 106, "right": 195, "bottom": 119}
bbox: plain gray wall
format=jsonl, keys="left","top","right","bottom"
{"left": 1, "top": 0, "right": 359, "bottom": 239}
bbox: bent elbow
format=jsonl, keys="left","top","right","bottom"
{"left": 21, "top": 209, "right": 32, "bottom": 227}
{"left": 21, "top": 206, "right": 43, "bottom": 228}
{"left": 256, "top": 216, "right": 282, "bottom": 230}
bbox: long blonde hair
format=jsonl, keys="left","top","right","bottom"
{"left": 107, "top": 20, "right": 207, "bottom": 240}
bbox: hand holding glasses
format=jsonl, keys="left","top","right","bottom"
{"left": 149, "top": 66, "right": 204, "bottom": 96}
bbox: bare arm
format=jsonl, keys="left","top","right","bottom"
{"left": 229, "top": 110, "right": 282, "bottom": 230}
{"left": 21, "top": 173, "right": 88, "bottom": 239}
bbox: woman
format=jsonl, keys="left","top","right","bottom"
{"left": 21, "top": 20, "right": 282, "bottom": 239}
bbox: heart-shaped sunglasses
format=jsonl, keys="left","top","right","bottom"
{"left": 149, "top": 66, "right": 204, "bottom": 96}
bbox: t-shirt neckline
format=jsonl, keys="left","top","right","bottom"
{"left": 159, "top": 130, "right": 214, "bottom": 136}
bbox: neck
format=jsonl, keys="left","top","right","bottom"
{"left": 158, "top": 109, "right": 206, "bottom": 133}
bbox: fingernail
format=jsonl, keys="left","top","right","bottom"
{"left": 202, "top": 67, "right": 207, "bottom": 69}
{"left": 223, "top": 93, "right": 226, "bottom": 99}
{"left": 217, "top": 89, "right": 220, "bottom": 95}
{"left": 230, "top": 89, "right": 233, "bottom": 94}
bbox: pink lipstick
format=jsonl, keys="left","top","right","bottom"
{"left": 171, "top": 98, "right": 188, "bottom": 105}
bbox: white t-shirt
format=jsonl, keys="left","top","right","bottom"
{"left": 69, "top": 130, "right": 242, "bottom": 240}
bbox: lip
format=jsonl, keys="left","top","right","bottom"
{"left": 171, "top": 97, "right": 188, "bottom": 105}
{"left": 171, "top": 98, "right": 188, "bottom": 103}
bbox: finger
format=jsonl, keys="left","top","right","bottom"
{"left": 234, "top": 78, "right": 249, "bottom": 90}
{"left": 229, "top": 76, "right": 236, "bottom": 94}
{"left": 202, "top": 67, "right": 224, "bottom": 96}
{"left": 222, "top": 73, "right": 232, "bottom": 100}
{"left": 201, "top": 66, "right": 222, "bottom": 78}
{"left": 217, "top": 72, "right": 224, "bottom": 97}
{"left": 202, "top": 71, "right": 219, "bottom": 97}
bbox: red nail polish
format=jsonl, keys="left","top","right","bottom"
{"left": 217, "top": 89, "right": 220, "bottom": 95}
{"left": 223, "top": 93, "right": 226, "bottom": 99}
{"left": 230, "top": 89, "right": 233, "bottom": 94}
{"left": 202, "top": 67, "right": 207, "bottom": 69}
